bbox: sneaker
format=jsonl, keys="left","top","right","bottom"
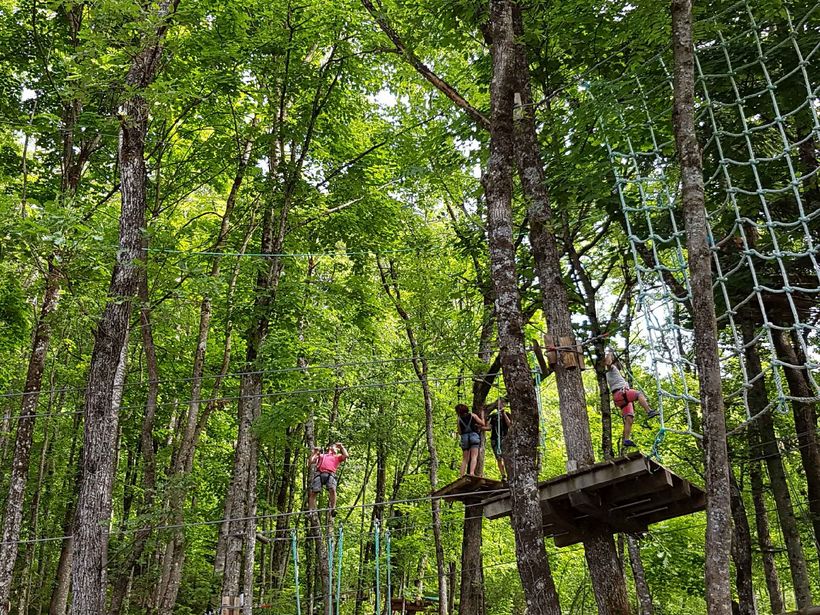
{"left": 623, "top": 439, "right": 637, "bottom": 448}
{"left": 647, "top": 409, "right": 659, "bottom": 419}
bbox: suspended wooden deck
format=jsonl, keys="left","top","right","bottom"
{"left": 431, "top": 474, "right": 508, "bottom": 503}
{"left": 481, "top": 452, "right": 705, "bottom": 547}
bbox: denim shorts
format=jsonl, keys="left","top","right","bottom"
{"left": 460, "top": 432, "right": 480, "bottom": 450}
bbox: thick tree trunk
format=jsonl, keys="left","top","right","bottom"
{"left": 69, "top": 5, "right": 176, "bottom": 609}
{"left": 509, "top": 4, "right": 629, "bottom": 612}
{"left": 71, "top": 327, "right": 129, "bottom": 614}
{"left": 740, "top": 320, "right": 812, "bottom": 608}
{"left": 772, "top": 329, "right": 820, "bottom": 558}
{"left": 671, "top": 2, "right": 732, "bottom": 612}
{"left": 109, "top": 275, "right": 160, "bottom": 615}
{"left": 0, "top": 266, "right": 60, "bottom": 613}
{"left": 729, "top": 471, "right": 757, "bottom": 615}
{"left": 749, "top": 440, "right": 785, "bottom": 615}
{"left": 483, "top": 4, "right": 561, "bottom": 614}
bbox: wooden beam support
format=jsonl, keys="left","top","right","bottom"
{"left": 568, "top": 490, "right": 645, "bottom": 534}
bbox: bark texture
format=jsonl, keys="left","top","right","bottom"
{"left": 671, "top": 2, "right": 732, "bottom": 612}
{"left": 509, "top": 4, "right": 630, "bottom": 612}
{"left": 749, "top": 442, "right": 784, "bottom": 615}
{"left": 729, "top": 472, "right": 757, "bottom": 615}
{"left": 772, "top": 329, "right": 820, "bottom": 559}
{"left": 483, "top": 3, "right": 561, "bottom": 613}
{"left": 70, "top": 5, "right": 176, "bottom": 610}
{"left": 741, "top": 319, "right": 811, "bottom": 608}
{"left": 0, "top": 266, "right": 60, "bottom": 613}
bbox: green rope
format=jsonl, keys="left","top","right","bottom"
{"left": 374, "top": 519, "right": 381, "bottom": 615}
{"left": 291, "top": 529, "right": 301, "bottom": 615}
{"left": 328, "top": 531, "right": 335, "bottom": 611}
{"left": 649, "top": 427, "right": 668, "bottom": 465}
{"left": 385, "top": 528, "right": 392, "bottom": 614}
{"left": 336, "top": 524, "right": 344, "bottom": 615}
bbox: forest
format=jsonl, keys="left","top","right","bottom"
{"left": 0, "top": 0, "right": 818, "bottom": 613}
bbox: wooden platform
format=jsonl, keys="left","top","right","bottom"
{"left": 431, "top": 475, "right": 508, "bottom": 503}
{"left": 482, "top": 453, "right": 705, "bottom": 547}
{"left": 390, "top": 598, "right": 436, "bottom": 613}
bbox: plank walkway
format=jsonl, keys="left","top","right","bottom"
{"left": 481, "top": 453, "right": 705, "bottom": 546}
{"left": 430, "top": 474, "right": 508, "bottom": 503}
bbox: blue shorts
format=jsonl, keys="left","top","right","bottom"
{"left": 460, "top": 432, "right": 480, "bottom": 450}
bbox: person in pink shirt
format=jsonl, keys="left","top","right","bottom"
{"left": 308, "top": 442, "right": 349, "bottom": 515}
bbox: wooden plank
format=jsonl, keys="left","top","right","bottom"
{"left": 627, "top": 491, "right": 706, "bottom": 526}
{"left": 221, "top": 595, "right": 241, "bottom": 615}
{"left": 432, "top": 475, "right": 506, "bottom": 503}
{"left": 604, "top": 469, "right": 674, "bottom": 505}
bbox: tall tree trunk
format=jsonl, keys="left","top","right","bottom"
{"left": 671, "top": 2, "right": 732, "bottom": 611}
{"left": 729, "top": 471, "right": 756, "bottom": 615}
{"left": 740, "top": 319, "right": 812, "bottom": 608}
{"left": 219, "top": 130, "right": 291, "bottom": 604}
{"left": 69, "top": 3, "right": 176, "bottom": 609}
{"left": 509, "top": 4, "right": 629, "bottom": 612}
{"left": 772, "top": 329, "right": 820, "bottom": 559}
{"left": 271, "top": 434, "right": 298, "bottom": 588}
{"left": 71, "top": 326, "right": 129, "bottom": 614}
{"left": 0, "top": 265, "right": 60, "bottom": 613}
{"left": 109, "top": 274, "right": 160, "bottom": 615}
{"left": 626, "top": 537, "right": 653, "bottom": 615}
{"left": 483, "top": 4, "right": 561, "bottom": 614}
{"left": 749, "top": 436, "right": 785, "bottom": 615}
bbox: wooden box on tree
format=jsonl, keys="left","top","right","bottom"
{"left": 543, "top": 335, "right": 585, "bottom": 370}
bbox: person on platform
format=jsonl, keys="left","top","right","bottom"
{"left": 455, "top": 403, "right": 485, "bottom": 476}
{"left": 604, "top": 351, "right": 658, "bottom": 449}
{"left": 485, "top": 397, "right": 511, "bottom": 481}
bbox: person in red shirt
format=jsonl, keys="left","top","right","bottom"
{"left": 308, "top": 442, "right": 349, "bottom": 515}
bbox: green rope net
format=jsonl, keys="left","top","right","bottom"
{"left": 591, "top": 0, "right": 819, "bottom": 442}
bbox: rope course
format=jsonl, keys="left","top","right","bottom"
{"left": 590, "top": 0, "right": 820, "bottom": 446}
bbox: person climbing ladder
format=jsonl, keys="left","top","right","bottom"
{"left": 604, "top": 351, "right": 658, "bottom": 449}
{"left": 455, "top": 403, "right": 485, "bottom": 476}
{"left": 484, "top": 397, "right": 511, "bottom": 481}
{"left": 308, "top": 442, "right": 349, "bottom": 516}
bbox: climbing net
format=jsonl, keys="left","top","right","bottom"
{"left": 590, "top": 0, "right": 820, "bottom": 440}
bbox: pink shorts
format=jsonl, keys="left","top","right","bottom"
{"left": 612, "top": 388, "right": 640, "bottom": 417}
